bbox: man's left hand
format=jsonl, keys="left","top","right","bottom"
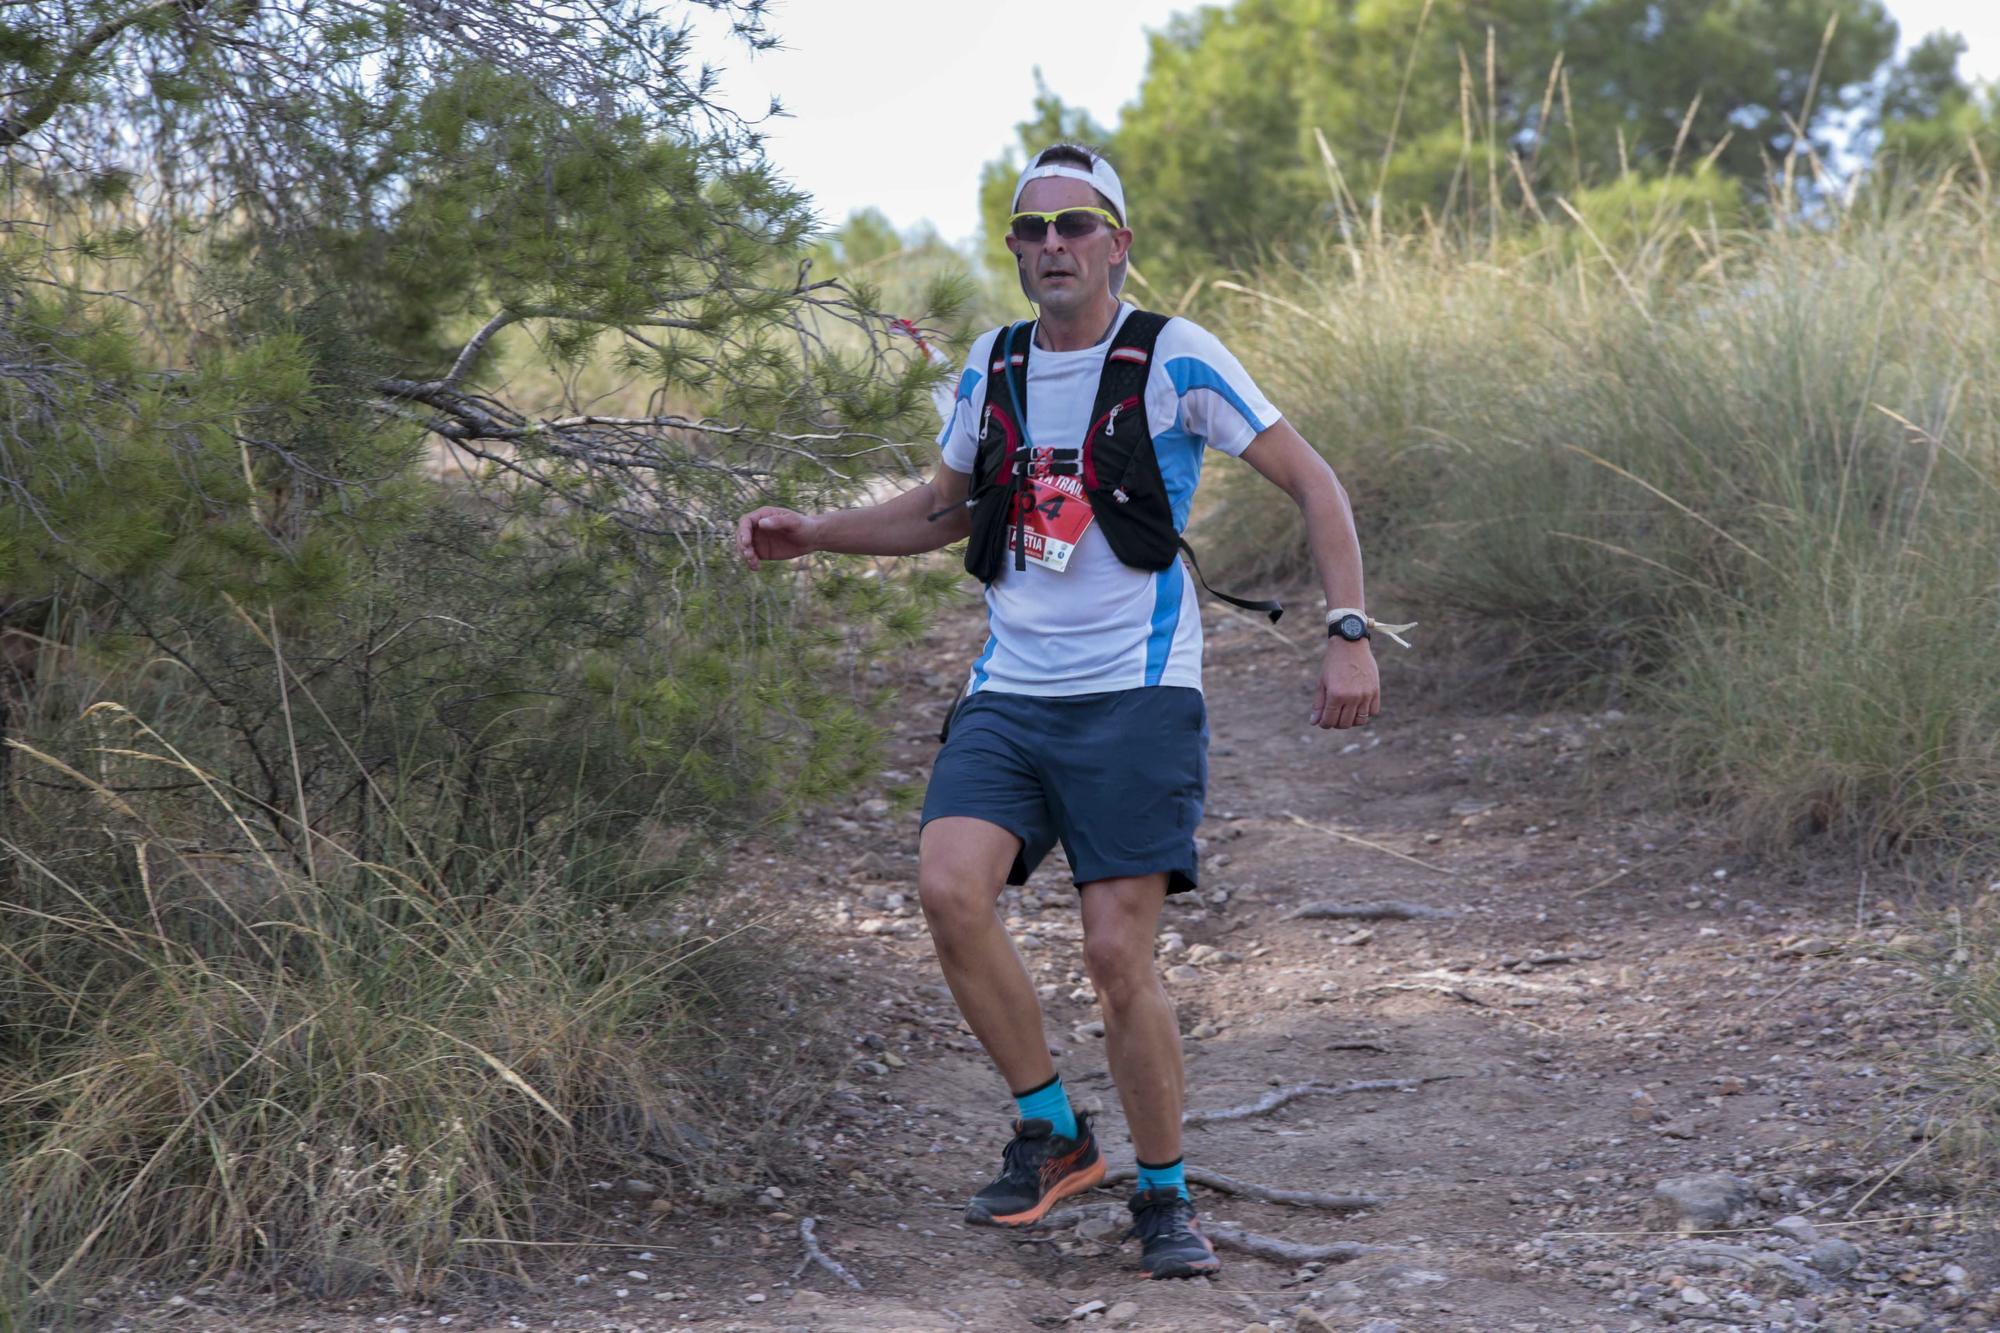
{"left": 1312, "top": 639, "right": 1380, "bottom": 729}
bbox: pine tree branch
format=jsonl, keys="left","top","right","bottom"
{"left": 439, "top": 310, "right": 522, "bottom": 390}
{"left": 0, "top": 0, "right": 215, "bottom": 149}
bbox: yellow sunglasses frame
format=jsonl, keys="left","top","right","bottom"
{"left": 1006, "top": 206, "right": 1123, "bottom": 241}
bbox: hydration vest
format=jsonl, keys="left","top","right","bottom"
{"left": 959, "top": 311, "right": 1283, "bottom": 622}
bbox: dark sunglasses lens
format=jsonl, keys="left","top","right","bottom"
{"left": 1053, "top": 210, "right": 1107, "bottom": 238}
{"left": 1010, "top": 215, "right": 1051, "bottom": 243}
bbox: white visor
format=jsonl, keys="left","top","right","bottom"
{"left": 1011, "top": 155, "right": 1128, "bottom": 227}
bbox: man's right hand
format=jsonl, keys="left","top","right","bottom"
{"left": 737, "top": 506, "right": 818, "bottom": 569}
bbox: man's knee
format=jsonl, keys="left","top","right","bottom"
{"left": 1082, "top": 923, "right": 1158, "bottom": 1008}
{"left": 916, "top": 820, "right": 1014, "bottom": 940}
{"left": 1080, "top": 875, "right": 1169, "bottom": 1009}
{"left": 916, "top": 867, "right": 990, "bottom": 939}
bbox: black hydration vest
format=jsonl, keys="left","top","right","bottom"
{"left": 958, "top": 311, "right": 1283, "bottom": 622}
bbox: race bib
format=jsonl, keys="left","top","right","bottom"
{"left": 1006, "top": 450, "right": 1094, "bottom": 572}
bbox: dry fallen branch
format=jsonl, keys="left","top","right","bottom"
{"left": 1288, "top": 900, "right": 1458, "bottom": 922}
{"left": 1573, "top": 866, "right": 1631, "bottom": 896}
{"left": 1660, "top": 1241, "right": 1823, "bottom": 1295}
{"left": 1406, "top": 968, "right": 1574, "bottom": 993}
{"left": 793, "top": 1216, "right": 863, "bottom": 1291}
{"left": 1496, "top": 950, "right": 1603, "bottom": 969}
{"left": 1281, "top": 812, "right": 1458, "bottom": 876}
{"left": 1370, "top": 983, "right": 1569, "bottom": 1038}
{"left": 1184, "top": 1075, "right": 1456, "bottom": 1125}
{"left": 1102, "top": 1164, "right": 1382, "bottom": 1212}
{"left": 1204, "top": 1223, "right": 1379, "bottom": 1265}
{"left": 1367, "top": 982, "right": 1488, "bottom": 1005}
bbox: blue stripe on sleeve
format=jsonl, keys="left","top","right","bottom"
{"left": 1143, "top": 563, "right": 1186, "bottom": 687}
{"left": 1165, "top": 356, "right": 1268, "bottom": 434}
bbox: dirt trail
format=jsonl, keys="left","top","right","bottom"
{"left": 122, "top": 604, "right": 1990, "bottom": 1333}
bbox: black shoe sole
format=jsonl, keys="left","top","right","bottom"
{"left": 1142, "top": 1254, "right": 1222, "bottom": 1279}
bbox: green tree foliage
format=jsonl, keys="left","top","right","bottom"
{"left": 1873, "top": 31, "right": 2000, "bottom": 180}
{"left": 0, "top": 5, "right": 963, "bottom": 1297}
{"left": 981, "top": 0, "right": 1914, "bottom": 281}
{"left": 2, "top": 1, "right": 959, "bottom": 839}
{"left": 811, "top": 208, "right": 1004, "bottom": 331}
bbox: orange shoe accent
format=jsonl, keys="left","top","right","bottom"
{"left": 983, "top": 1156, "right": 1106, "bottom": 1227}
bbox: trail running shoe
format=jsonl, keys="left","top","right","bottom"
{"left": 1127, "top": 1186, "right": 1221, "bottom": 1279}
{"left": 963, "top": 1113, "right": 1104, "bottom": 1227}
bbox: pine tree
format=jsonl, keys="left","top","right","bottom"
{"left": 1, "top": 0, "right": 965, "bottom": 848}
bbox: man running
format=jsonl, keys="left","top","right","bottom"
{"left": 737, "top": 143, "right": 1384, "bottom": 1280}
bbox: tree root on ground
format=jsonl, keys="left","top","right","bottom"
{"left": 1287, "top": 900, "right": 1457, "bottom": 922}
{"left": 1183, "top": 1075, "right": 1457, "bottom": 1125}
{"left": 1204, "top": 1222, "right": 1380, "bottom": 1265}
{"left": 1101, "top": 1164, "right": 1382, "bottom": 1211}
{"left": 793, "top": 1216, "right": 864, "bottom": 1291}
{"left": 1036, "top": 1206, "right": 1380, "bottom": 1266}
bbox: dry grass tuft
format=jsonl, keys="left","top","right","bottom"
{"left": 0, "top": 703, "right": 837, "bottom": 1309}
{"left": 1199, "top": 186, "right": 2000, "bottom": 860}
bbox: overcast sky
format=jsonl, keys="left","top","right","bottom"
{"left": 696, "top": 0, "right": 2000, "bottom": 246}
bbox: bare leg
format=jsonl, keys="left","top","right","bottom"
{"left": 917, "top": 816, "right": 1054, "bottom": 1094}
{"left": 1079, "top": 874, "right": 1181, "bottom": 1164}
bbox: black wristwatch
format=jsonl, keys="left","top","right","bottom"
{"left": 1327, "top": 612, "right": 1370, "bottom": 643}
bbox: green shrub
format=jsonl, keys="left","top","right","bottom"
{"left": 0, "top": 243, "right": 938, "bottom": 1310}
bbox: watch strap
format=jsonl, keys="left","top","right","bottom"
{"left": 1323, "top": 607, "right": 1420, "bottom": 649}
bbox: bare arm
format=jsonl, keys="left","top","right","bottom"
{"left": 737, "top": 465, "right": 971, "bottom": 568}
{"left": 1238, "top": 420, "right": 1380, "bottom": 730}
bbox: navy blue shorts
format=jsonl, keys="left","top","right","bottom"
{"left": 921, "top": 686, "right": 1207, "bottom": 894}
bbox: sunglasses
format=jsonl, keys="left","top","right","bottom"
{"left": 1007, "top": 206, "right": 1121, "bottom": 244}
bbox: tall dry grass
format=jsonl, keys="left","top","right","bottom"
{"left": 1200, "top": 181, "right": 2000, "bottom": 860}
{"left": 1, "top": 693, "right": 832, "bottom": 1310}
{"left": 1190, "top": 166, "right": 2000, "bottom": 1209}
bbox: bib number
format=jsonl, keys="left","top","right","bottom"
{"left": 1007, "top": 450, "right": 1093, "bottom": 572}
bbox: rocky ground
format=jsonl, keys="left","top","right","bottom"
{"left": 89, "top": 603, "right": 1994, "bottom": 1332}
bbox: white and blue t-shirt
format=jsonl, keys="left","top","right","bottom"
{"left": 938, "top": 303, "right": 1281, "bottom": 698}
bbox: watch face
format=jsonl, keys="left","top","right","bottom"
{"left": 1337, "top": 614, "right": 1368, "bottom": 641}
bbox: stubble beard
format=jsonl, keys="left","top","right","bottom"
{"left": 1032, "top": 274, "right": 1098, "bottom": 321}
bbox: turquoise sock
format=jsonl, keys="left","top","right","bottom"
{"left": 1136, "top": 1156, "right": 1189, "bottom": 1201}
{"left": 1013, "top": 1074, "right": 1078, "bottom": 1140}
